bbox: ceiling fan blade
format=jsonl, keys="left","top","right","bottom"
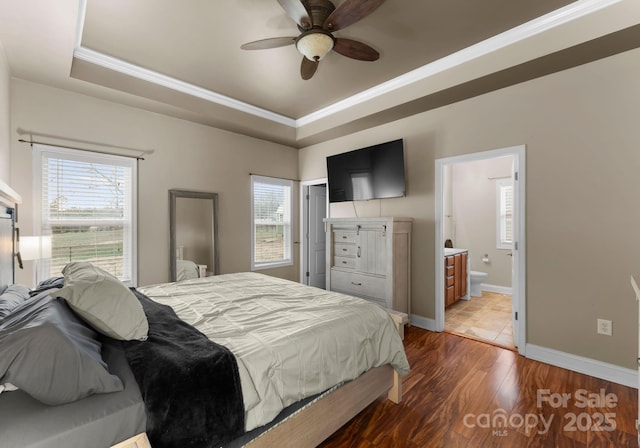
{"left": 323, "top": 0, "right": 386, "bottom": 32}
{"left": 277, "top": 0, "right": 312, "bottom": 30}
{"left": 301, "top": 56, "right": 318, "bottom": 80}
{"left": 240, "top": 37, "right": 296, "bottom": 50}
{"left": 333, "top": 38, "right": 379, "bottom": 61}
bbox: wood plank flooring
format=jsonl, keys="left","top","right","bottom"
{"left": 320, "top": 327, "right": 638, "bottom": 447}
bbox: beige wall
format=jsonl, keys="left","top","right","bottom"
{"left": 0, "top": 43, "right": 10, "bottom": 182}
{"left": 9, "top": 79, "right": 299, "bottom": 287}
{"left": 452, "top": 156, "right": 513, "bottom": 288}
{"left": 299, "top": 48, "right": 640, "bottom": 369}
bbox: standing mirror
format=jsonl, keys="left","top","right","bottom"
{"left": 169, "top": 190, "right": 219, "bottom": 282}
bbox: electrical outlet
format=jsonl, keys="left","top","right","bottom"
{"left": 597, "top": 318, "right": 612, "bottom": 336}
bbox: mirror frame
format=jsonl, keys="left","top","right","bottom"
{"left": 169, "top": 189, "right": 219, "bottom": 282}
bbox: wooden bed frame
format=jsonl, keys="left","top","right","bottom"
{"left": 113, "top": 366, "right": 401, "bottom": 448}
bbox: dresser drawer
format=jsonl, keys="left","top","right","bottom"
{"left": 446, "top": 265, "right": 454, "bottom": 277}
{"left": 331, "top": 269, "right": 386, "bottom": 301}
{"left": 333, "top": 230, "right": 357, "bottom": 244}
{"left": 334, "top": 243, "right": 358, "bottom": 257}
{"left": 334, "top": 256, "right": 356, "bottom": 269}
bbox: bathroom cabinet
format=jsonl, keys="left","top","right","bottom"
{"left": 325, "top": 217, "right": 412, "bottom": 317}
{"left": 445, "top": 250, "right": 467, "bottom": 307}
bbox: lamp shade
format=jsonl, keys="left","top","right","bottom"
{"left": 20, "top": 236, "right": 52, "bottom": 261}
{"left": 296, "top": 31, "right": 334, "bottom": 61}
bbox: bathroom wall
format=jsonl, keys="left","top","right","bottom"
{"left": 442, "top": 165, "right": 454, "bottom": 243}
{"left": 452, "top": 156, "right": 513, "bottom": 289}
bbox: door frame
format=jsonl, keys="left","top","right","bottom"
{"left": 435, "top": 145, "right": 526, "bottom": 355}
{"left": 299, "top": 178, "right": 329, "bottom": 285}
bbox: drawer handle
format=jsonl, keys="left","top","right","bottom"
{"left": 351, "top": 282, "right": 362, "bottom": 286}
{"left": 342, "top": 248, "right": 347, "bottom": 252}
{"left": 342, "top": 235, "right": 347, "bottom": 239}
{"left": 342, "top": 261, "right": 348, "bottom": 264}
{"left": 357, "top": 246, "right": 361, "bottom": 258}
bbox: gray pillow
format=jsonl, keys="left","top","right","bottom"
{"left": 56, "top": 262, "right": 148, "bottom": 341}
{"left": 0, "top": 293, "right": 123, "bottom": 405}
{"left": 0, "top": 284, "right": 31, "bottom": 319}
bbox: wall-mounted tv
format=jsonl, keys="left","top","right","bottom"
{"left": 326, "top": 139, "right": 406, "bottom": 203}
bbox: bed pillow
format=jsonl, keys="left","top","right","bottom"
{"left": 0, "top": 293, "right": 123, "bottom": 405}
{"left": 56, "top": 262, "right": 148, "bottom": 341}
{"left": 0, "top": 284, "right": 31, "bottom": 319}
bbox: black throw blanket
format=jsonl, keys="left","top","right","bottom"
{"left": 122, "top": 289, "right": 244, "bottom": 448}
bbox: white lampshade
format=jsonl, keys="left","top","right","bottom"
{"left": 296, "top": 31, "right": 334, "bottom": 61}
{"left": 21, "top": 236, "right": 52, "bottom": 261}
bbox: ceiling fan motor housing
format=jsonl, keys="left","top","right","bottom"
{"left": 299, "top": 0, "right": 336, "bottom": 30}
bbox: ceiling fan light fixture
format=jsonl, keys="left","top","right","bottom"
{"left": 296, "top": 30, "right": 335, "bottom": 61}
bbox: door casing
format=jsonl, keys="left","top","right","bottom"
{"left": 435, "top": 145, "right": 526, "bottom": 355}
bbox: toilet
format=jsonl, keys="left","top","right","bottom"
{"left": 469, "top": 271, "right": 488, "bottom": 297}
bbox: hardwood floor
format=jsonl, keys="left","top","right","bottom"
{"left": 320, "top": 327, "right": 638, "bottom": 448}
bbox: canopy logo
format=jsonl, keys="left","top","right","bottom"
{"left": 463, "top": 388, "right": 618, "bottom": 437}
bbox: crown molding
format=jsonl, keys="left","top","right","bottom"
{"left": 74, "top": 0, "right": 622, "bottom": 132}
{"left": 296, "top": 0, "right": 623, "bottom": 127}
{"left": 73, "top": 47, "right": 297, "bottom": 128}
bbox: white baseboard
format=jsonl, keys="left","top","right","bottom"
{"left": 481, "top": 283, "right": 513, "bottom": 295}
{"left": 526, "top": 343, "right": 638, "bottom": 389}
{"left": 410, "top": 314, "right": 438, "bottom": 332}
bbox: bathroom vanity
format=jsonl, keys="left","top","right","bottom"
{"left": 444, "top": 248, "right": 469, "bottom": 307}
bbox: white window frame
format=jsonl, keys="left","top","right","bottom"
{"left": 251, "top": 175, "right": 293, "bottom": 271}
{"left": 496, "top": 178, "right": 513, "bottom": 250}
{"left": 34, "top": 144, "right": 138, "bottom": 285}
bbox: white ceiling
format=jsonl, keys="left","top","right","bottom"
{"left": 1, "top": 0, "right": 639, "bottom": 147}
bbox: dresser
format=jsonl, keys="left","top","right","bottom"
{"left": 324, "top": 217, "right": 412, "bottom": 317}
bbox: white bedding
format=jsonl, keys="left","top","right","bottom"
{"left": 138, "top": 272, "right": 410, "bottom": 431}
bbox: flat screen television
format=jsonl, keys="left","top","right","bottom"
{"left": 326, "top": 139, "right": 406, "bottom": 203}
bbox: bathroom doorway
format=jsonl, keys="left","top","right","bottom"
{"left": 435, "top": 146, "right": 526, "bottom": 355}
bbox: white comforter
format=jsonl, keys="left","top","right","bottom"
{"left": 138, "top": 272, "right": 410, "bottom": 431}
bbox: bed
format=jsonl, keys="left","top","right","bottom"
{"left": 0, "top": 212, "right": 409, "bottom": 448}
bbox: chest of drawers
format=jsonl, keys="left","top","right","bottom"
{"left": 325, "top": 217, "right": 412, "bottom": 316}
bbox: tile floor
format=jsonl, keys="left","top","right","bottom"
{"left": 444, "top": 290, "right": 514, "bottom": 349}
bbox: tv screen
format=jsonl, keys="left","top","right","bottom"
{"left": 326, "top": 139, "right": 406, "bottom": 203}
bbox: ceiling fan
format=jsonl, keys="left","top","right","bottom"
{"left": 241, "top": 0, "right": 386, "bottom": 80}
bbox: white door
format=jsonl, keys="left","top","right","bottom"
{"left": 308, "top": 185, "right": 326, "bottom": 288}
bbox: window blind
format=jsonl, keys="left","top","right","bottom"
{"left": 497, "top": 179, "right": 513, "bottom": 248}
{"left": 37, "top": 145, "right": 137, "bottom": 284}
{"left": 251, "top": 175, "right": 292, "bottom": 269}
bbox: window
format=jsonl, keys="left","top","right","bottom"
{"left": 496, "top": 178, "right": 513, "bottom": 249}
{"left": 251, "top": 175, "right": 293, "bottom": 270}
{"left": 35, "top": 145, "right": 137, "bottom": 285}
